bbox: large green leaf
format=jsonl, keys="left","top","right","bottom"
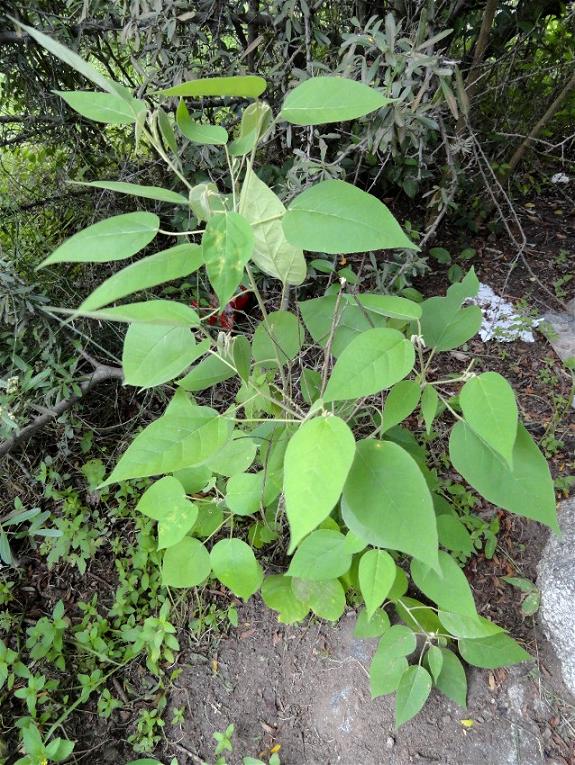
{"left": 381, "top": 380, "right": 421, "bottom": 432}
{"left": 342, "top": 439, "right": 438, "bottom": 568}
{"left": 410, "top": 551, "right": 477, "bottom": 616}
{"left": 298, "top": 294, "right": 388, "bottom": 356}
{"left": 287, "top": 530, "right": 352, "bottom": 581}
{"left": 280, "top": 76, "right": 389, "bottom": 125}
{"left": 438, "top": 611, "right": 503, "bottom": 639}
{"left": 358, "top": 549, "right": 396, "bottom": 619}
{"left": 122, "top": 324, "right": 201, "bottom": 388}
{"left": 395, "top": 596, "right": 442, "bottom": 634}
{"left": 202, "top": 212, "right": 254, "bottom": 306}
{"left": 103, "top": 404, "right": 232, "bottom": 485}
{"left": 14, "top": 19, "right": 124, "bottom": 96}
{"left": 283, "top": 180, "right": 416, "bottom": 254}
{"left": 225, "top": 472, "right": 264, "bottom": 516}
{"left": 80, "top": 244, "right": 203, "bottom": 311}
{"left": 395, "top": 666, "right": 432, "bottom": 728}
{"left": 459, "top": 633, "right": 531, "bottom": 668}
{"left": 252, "top": 311, "right": 304, "bottom": 368}
{"left": 178, "top": 353, "right": 235, "bottom": 391}
{"left": 449, "top": 422, "right": 558, "bottom": 531}
{"left": 206, "top": 434, "right": 257, "bottom": 477}
{"left": 210, "top": 539, "right": 263, "bottom": 600}
{"left": 291, "top": 578, "right": 346, "bottom": 621}
{"left": 39, "top": 212, "right": 159, "bottom": 267}
{"left": 354, "top": 608, "right": 390, "bottom": 638}
{"left": 261, "top": 575, "right": 309, "bottom": 624}
{"left": 324, "top": 328, "right": 415, "bottom": 402}
{"left": 176, "top": 99, "right": 228, "bottom": 145}
{"left": 435, "top": 649, "right": 467, "bottom": 707}
{"left": 56, "top": 90, "right": 145, "bottom": 124}
{"left": 284, "top": 416, "right": 356, "bottom": 552}
{"left": 359, "top": 294, "right": 422, "bottom": 322}
{"left": 136, "top": 476, "right": 198, "bottom": 549}
{"left": 370, "top": 652, "right": 408, "bottom": 699}
{"left": 459, "top": 372, "right": 518, "bottom": 467}
{"left": 73, "top": 180, "right": 188, "bottom": 205}
{"left": 377, "top": 624, "right": 417, "bottom": 657}
{"left": 79, "top": 300, "right": 201, "bottom": 326}
{"left": 240, "top": 168, "right": 306, "bottom": 285}
{"left": 160, "top": 76, "right": 266, "bottom": 98}
{"left": 420, "top": 271, "right": 482, "bottom": 352}
{"left": 162, "top": 537, "right": 211, "bottom": 587}
{"left": 436, "top": 515, "right": 474, "bottom": 556}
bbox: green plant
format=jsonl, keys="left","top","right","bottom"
{"left": 26, "top": 22, "right": 559, "bottom": 729}
{"left": 429, "top": 245, "right": 476, "bottom": 284}
{"left": 502, "top": 576, "right": 541, "bottom": 618}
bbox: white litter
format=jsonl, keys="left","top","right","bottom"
{"left": 469, "top": 283, "right": 542, "bottom": 342}
{"left": 551, "top": 172, "right": 570, "bottom": 184}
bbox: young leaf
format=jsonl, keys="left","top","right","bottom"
{"left": 458, "top": 633, "right": 531, "bottom": 668}
{"left": 261, "top": 575, "right": 309, "bottom": 624}
{"left": 435, "top": 649, "right": 467, "bottom": 707}
{"left": 202, "top": 212, "right": 254, "bottom": 307}
{"left": 395, "top": 666, "right": 432, "bottom": 727}
{"left": 358, "top": 549, "right": 396, "bottom": 619}
{"left": 157, "top": 107, "right": 179, "bottom": 154}
{"left": 162, "top": 537, "right": 211, "bottom": 587}
{"left": 283, "top": 416, "right": 356, "bottom": 552}
{"left": 411, "top": 551, "right": 477, "bottom": 617}
{"left": 342, "top": 440, "right": 438, "bottom": 568}
{"left": 283, "top": 180, "right": 416, "bottom": 254}
{"left": 370, "top": 652, "right": 408, "bottom": 698}
{"left": 280, "top": 76, "right": 389, "bottom": 125}
{"left": 420, "top": 385, "right": 438, "bottom": 435}
{"left": 287, "top": 530, "right": 352, "bottom": 581}
{"left": 73, "top": 180, "right": 189, "bottom": 205}
{"left": 252, "top": 311, "right": 304, "bottom": 368}
{"left": 176, "top": 99, "right": 228, "bottom": 145}
{"left": 103, "top": 405, "right": 232, "bottom": 484}
{"left": 381, "top": 380, "right": 421, "bottom": 432}
{"left": 449, "top": 422, "right": 558, "bottom": 531}
{"left": 80, "top": 244, "right": 203, "bottom": 311}
{"left": 39, "top": 212, "right": 159, "bottom": 267}
{"left": 359, "top": 294, "right": 422, "bottom": 321}
{"left": 178, "top": 353, "right": 236, "bottom": 392}
{"left": 240, "top": 168, "right": 306, "bottom": 285}
{"left": 354, "top": 608, "right": 390, "bottom": 638}
{"left": 55, "top": 90, "right": 145, "bottom": 124}
{"left": 426, "top": 645, "right": 444, "bottom": 682}
{"left": 232, "top": 335, "right": 252, "bottom": 382}
{"left": 122, "top": 324, "right": 201, "bottom": 388}
{"left": 291, "top": 578, "right": 346, "bottom": 621}
{"left": 324, "top": 328, "right": 415, "bottom": 402}
{"left": 459, "top": 372, "right": 518, "bottom": 467}
{"left": 137, "top": 476, "right": 198, "bottom": 549}
{"left": 160, "top": 75, "right": 267, "bottom": 98}
{"left": 210, "top": 539, "right": 263, "bottom": 600}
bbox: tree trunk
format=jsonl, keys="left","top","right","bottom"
{"left": 456, "top": 0, "right": 498, "bottom": 132}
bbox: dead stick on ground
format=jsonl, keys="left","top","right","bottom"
{"left": 0, "top": 362, "right": 123, "bottom": 459}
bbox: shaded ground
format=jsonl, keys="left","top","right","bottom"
{"left": 162, "top": 598, "right": 573, "bottom": 765}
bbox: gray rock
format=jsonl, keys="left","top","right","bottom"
{"left": 543, "top": 299, "right": 575, "bottom": 408}
{"left": 537, "top": 497, "right": 575, "bottom": 696}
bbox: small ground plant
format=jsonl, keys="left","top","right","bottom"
{"left": 12, "top": 18, "right": 559, "bottom": 756}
